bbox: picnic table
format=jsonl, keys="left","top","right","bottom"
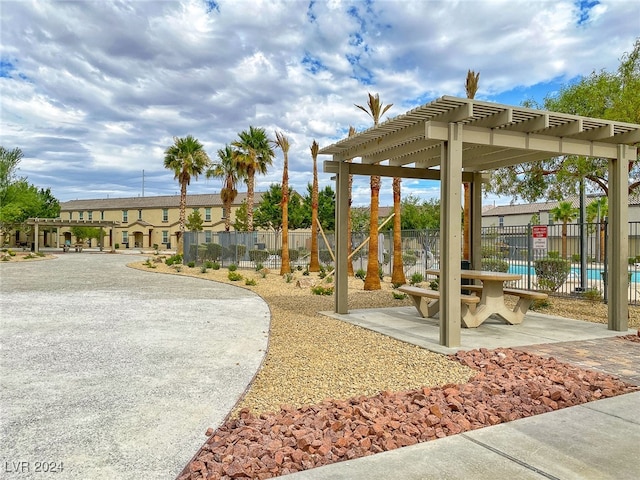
{"left": 402, "top": 269, "right": 548, "bottom": 327}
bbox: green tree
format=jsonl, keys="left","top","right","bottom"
{"left": 163, "top": 135, "right": 211, "bottom": 254}
{"left": 275, "top": 131, "right": 291, "bottom": 275}
{"left": 355, "top": 93, "right": 393, "bottom": 290}
{"left": 232, "top": 126, "right": 275, "bottom": 232}
{"left": 186, "top": 209, "right": 204, "bottom": 231}
{"left": 70, "top": 226, "right": 102, "bottom": 243}
{"left": 488, "top": 40, "right": 640, "bottom": 202}
{"left": 399, "top": 195, "right": 440, "bottom": 230}
{"left": 302, "top": 184, "right": 335, "bottom": 231}
{"left": 233, "top": 200, "right": 249, "bottom": 232}
{"left": 550, "top": 201, "right": 578, "bottom": 259}
{"left": 254, "top": 184, "right": 305, "bottom": 233}
{"left": 207, "top": 145, "right": 238, "bottom": 232}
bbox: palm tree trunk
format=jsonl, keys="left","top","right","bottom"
{"left": 178, "top": 181, "right": 187, "bottom": 254}
{"left": 224, "top": 198, "right": 231, "bottom": 232}
{"left": 391, "top": 177, "right": 405, "bottom": 284}
{"left": 280, "top": 160, "right": 290, "bottom": 275}
{"left": 562, "top": 222, "right": 568, "bottom": 259}
{"left": 310, "top": 157, "right": 320, "bottom": 272}
{"left": 364, "top": 176, "right": 382, "bottom": 290}
{"left": 246, "top": 173, "right": 255, "bottom": 232}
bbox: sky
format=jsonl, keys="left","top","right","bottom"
{"left": 1, "top": 0, "right": 638, "bottom": 208}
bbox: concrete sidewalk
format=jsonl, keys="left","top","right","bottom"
{"left": 282, "top": 391, "right": 640, "bottom": 479}
{"left": 0, "top": 253, "right": 270, "bottom": 479}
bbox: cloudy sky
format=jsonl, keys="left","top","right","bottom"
{"left": 1, "top": 0, "right": 638, "bottom": 207}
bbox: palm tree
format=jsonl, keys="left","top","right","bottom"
{"left": 232, "top": 126, "right": 275, "bottom": 232}
{"left": 391, "top": 176, "right": 406, "bottom": 284}
{"left": 355, "top": 93, "right": 393, "bottom": 290}
{"left": 463, "top": 70, "right": 480, "bottom": 263}
{"left": 275, "top": 131, "right": 291, "bottom": 275}
{"left": 309, "top": 140, "right": 320, "bottom": 272}
{"left": 206, "top": 145, "right": 238, "bottom": 232}
{"left": 550, "top": 201, "right": 578, "bottom": 259}
{"left": 163, "top": 135, "right": 211, "bottom": 254}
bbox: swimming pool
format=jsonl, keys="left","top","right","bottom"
{"left": 508, "top": 264, "right": 639, "bottom": 283}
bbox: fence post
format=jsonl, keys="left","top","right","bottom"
{"left": 603, "top": 217, "right": 608, "bottom": 304}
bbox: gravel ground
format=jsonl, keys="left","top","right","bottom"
{"left": 128, "top": 257, "right": 639, "bottom": 419}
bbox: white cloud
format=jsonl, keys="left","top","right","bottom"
{"left": 0, "top": 0, "right": 637, "bottom": 207}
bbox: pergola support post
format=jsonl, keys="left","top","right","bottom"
{"left": 607, "top": 145, "right": 630, "bottom": 331}
{"left": 335, "top": 157, "right": 350, "bottom": 314}
{"left": 470, "top": 173, "right": 483, "bottom": 271}
{"left": 439, "top": 123, "right": 463, "bottom": 347}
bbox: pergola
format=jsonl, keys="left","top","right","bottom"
{"left": 25, "top": 218, "right": 120, "bottom": 251}
{"left": 320, "top": 96, "right": 639, "bottom": 347}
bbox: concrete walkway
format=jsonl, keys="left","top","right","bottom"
{"left": 0, "top": 253, "right": 270, "bottom": 479}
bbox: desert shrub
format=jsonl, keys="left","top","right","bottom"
{"left": 302, "top": 265, "right": 310, "bottom": 276}
{"left": 228, "top": 271, "right": 242, "bottom": 281}
{"left": 429, "top": 278, "right": 439, "bottom": 291}
{"left": 481, "top": 258, "right": 509, "bottom": 272}
{"left": 284, "top": 273, "right": 294, "bottom": 283}
{"left": 319, "top": 250, "right": 333, "bottom": 264}
{"left": 530, "top": 297, "right": 551, "bottom": 311}
{"left": 211, "top": 261, "right": 221, "bottom": 270}
{"left": 245, "top": 278, "right": 257, "bottom": 286}
{"left": 355, "top": 268, "right": 366, "bottom": 280}
{"left": 392, "top": 281, "right": 403, "bottom": 289}
{"left": 249, "top": 249, "right": 270, "bottom": 263}
{"left": 204, "top": 260, "right": 215, "bottom": 269}
{"left": 318, "top": 264, "right": 326, "bottom": 279}
{"left": 582, "top": 289, "right": 602, "bottom": 303}
{"left": 187, "top": 261, "right": 195, "bottom": 268}
{"left": 255, "top": 262, "right": 264, "bottom": 271}
{"left": 259, "top": 268, "right": 269, "bottom": 278}
{"left": 165, "top": 254, "right": 183, "bottom": 266}
{"left": 392, "top": 291, "right": 408, "bottom": 300}
{"left": 402, "top": 253, "right": 417, "bottom": 266}
{"left": 200, "top": 265, "right": 207, "bottom": 273}
{"left": 534, "top": 257, "right": 571, "bottom": 292}
{"left": 228, "top": 264, "right": 238, "bottom": 272}
{"left": 409, "top": 272, "right": 424, "bottom": 286}
{"left": 311, "top": 285, "right": 334, "bottom": 295}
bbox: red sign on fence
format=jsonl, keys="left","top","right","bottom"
{"left": 532, "top": 225, "right": 548, "bottom": 249}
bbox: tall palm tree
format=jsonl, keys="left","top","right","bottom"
{"left": 550, "top": 201, "right": 578, "bottom": 259}
{"left": 309, "top": 140, "right": 320, "bottom": 272}
{"left": 163, "top": 135, "right": 211, "bottom": 254}
{"left": 463, "top": 70, "right": 480, "bottom": 263}
{"left": 206, "top": 145, "right": 238, "bottom": 232}
{"left": 355, "top": 93, "right": 393, "bottom": 290}
{"left": 275, "top": 131, "right": 291, "bottom": 275}
{"left": 232, "top": 126, "right": 275, "bottom": 232}
{"left": 391, "top": 176, "right": 406, "bottom": 284}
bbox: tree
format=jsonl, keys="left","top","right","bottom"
{"left": 550, "top": 201, "right": 578, "bottom": 259}
{"left": 70, "top": 226, "right": 102, "bottom": 243}
{"left": 163, "top": 135, "right": 210, "bottom": 254}
{"left": 309, "top": 140, "right": 320, "bottom": 272}
{"left": 207, "top": 145, "right": 238, "bottom": 232}
{"left": 275, "top": 131, "right": 291, "bottom": 275}
{"left": 355, "top": 93, "right": 393, "bottom": 290}
{"left": 186, "top": 209, "right": 204, "bottom": 231}
{"left": 254, "top": 184, "right": 305, "bottom": 232}
{"left": 463, "top": 70, "right": 480, "bottom": 262}
{"left": 233, "top": 200, "right": 249, "bottom": 232}
{"left": 399, "top": 195, "right": 440, "bottom": 230}
{"left": 302, "top": 184, "right": 335, "bottom": 231}
{"left": 488, "top": 40, "right": 640, "bottom": 202}
{"left": 232, "top": 126, "right": 275, "bottom": 232}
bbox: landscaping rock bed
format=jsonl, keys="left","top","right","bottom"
{"left": 179, "top": 346, "right": 637, "bottom": 480}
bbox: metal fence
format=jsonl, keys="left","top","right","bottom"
{"left": 184, "top": 221, "right": 640, "bottom": 305}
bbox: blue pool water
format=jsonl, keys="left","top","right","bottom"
{"left": 508, "top": 264, "right": 639, "bottom": 283}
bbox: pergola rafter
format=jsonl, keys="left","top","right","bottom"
{"left": 320, "top": 96, "right": 639, "bottom": 348}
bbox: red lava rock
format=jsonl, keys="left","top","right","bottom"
{"left": 178, "top": 347, "right": 638, "bottom": 480}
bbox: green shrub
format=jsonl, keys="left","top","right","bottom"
{"left": 410, "top": 272, "right": 424, "bottom": 286}
{"left": 530, "top": 297, "right": 551, "bottom": 311}
{"left": 211, "top": 261, "right": 221, "bottom": 270}
{"left": 115, "top": 243, "right": 120, "bottom": 249}
{"left": 165, "top": 254, "right": 183, "bottom": 266}
{"left": 249, "top": 249, "right": 270, "bottom": 263}
{"left": 228, "top": 264, "right": 238, "bottom": 272}
{"left": 534, "top": 257, "right": 570, "bottom": 292}
{"left": 245, "top": 278, "right": 257, "bottom": 286}
{"left": 228, "top": 271, "right": 242, "bottom": 281}
{"left": 205, "top": 243, "right": 223, "bottom": 260}
{"left": 429, "top": 278, "right": 439, "bottom": 291}
{"left": 200, "top": 265, "right": 207, "bottom": 273}
{"left": 355, "top": 268, "right": 366, "bottom": 280}
{"left": 571, "top": 253, "right": 581, "bottom": 262}
{"left": 481, "top": 258, "right": 509, "bottom": 272}
{"left": 319, "top": 250, "right": 333, "bottom": 264}
{"left": 547, "top": 251, "right": 560, "bottom": 259}
{"left": 187, "top": 261, "right": 195, "bottom": 268}
{"left": 318, "top": 264, "right": 326, "bottom": 279}
{"left": 204, "top": 261, "right": 215, "bottom": 269}
{"left": 582, "top": 289, "right": 602, "bottom": 303}
{"left": 311, "top": 285, "right": 334, "bottom": 295}
{"left": 392, "top": 281, "right": 403, "bottom": 289}
{"left": 284, "top": 272, "right": 294, "bottom": 283}
{"left": 402, "top": 253, "right": 417, "bottom": 266}
{"left": 392, "top": 291, "right": 408, "bottom": 300}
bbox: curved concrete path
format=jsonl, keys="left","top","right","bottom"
{"left": 0, "top": 252, "right": 270, "bottom": 479}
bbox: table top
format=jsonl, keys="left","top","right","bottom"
{"left": 426, "top": 269, "right": 521, "bottom": 281}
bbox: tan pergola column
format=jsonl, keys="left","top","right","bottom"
{"left": 439, "top": 122, "right": 463, "bottom": 347}
{"left": 608, "top": 144, "right": 630, "bottom": 330}
{"left": 335, "top": 158, "right": 350, "bottom": 314}
{"left": 471, "top": 172, "right": 484, "bottom": 271}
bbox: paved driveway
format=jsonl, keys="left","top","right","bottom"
{"left": 0, "top": 253, "right": 270, "bottom": 479}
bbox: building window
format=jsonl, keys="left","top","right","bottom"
{"left": 100, "top": 211, "right": 105, "bottom": 220}
{"left": 205, "top": 230, "right": 212, "bottom": 243}
{"left": 79, "top": 211, "right": 84, "bottom": 220}
{"left": 69, "top": 212, "right": 73, "bottom": 220}
{"left": 205, "top": 208, "right": 211, "bottom": 222}
{"left": 498, "top": 216, "right": 504, "bottom": 227}
{"left": 122, "top": 231, "right": 128, "bottom": 245}
{"left": 122, "top": 210, "right": 128, "bottom": 223}
{"left": 138, "top": 209, "right": 142, "bottom": 220}
{"left": 162, "top": 209, "right": 168, "bottom": 222}
{"left": 88, "top": 211, "right": 93, "bottom": 221}
{"left": 162, "top": 231, "right": 169, "bottom": 244}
